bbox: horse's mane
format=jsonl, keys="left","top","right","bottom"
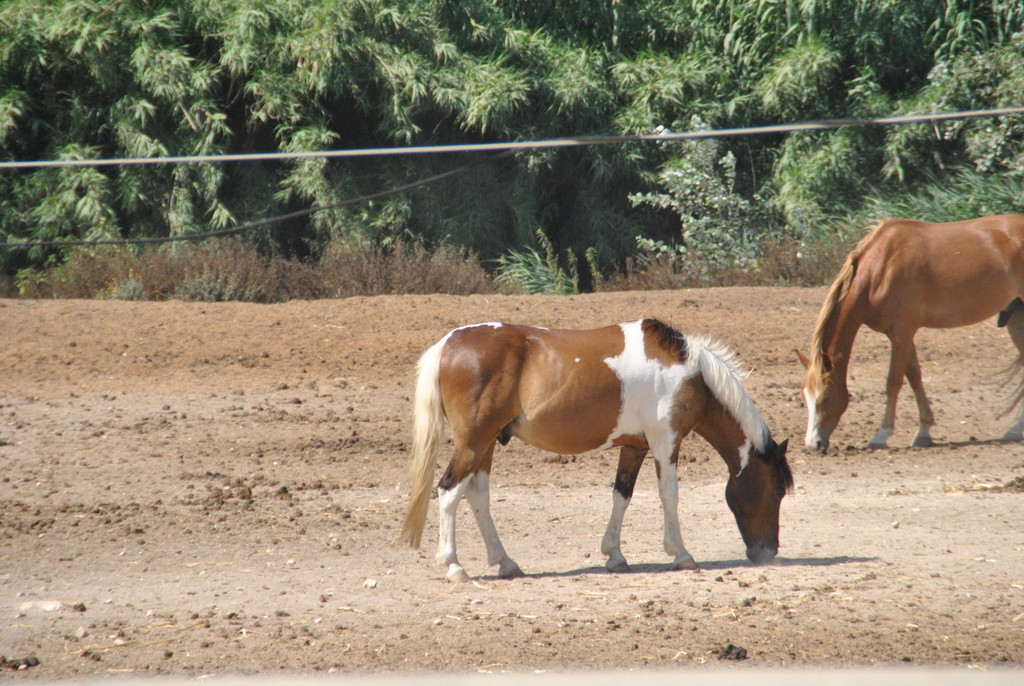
{"left": 686, "top": 333, "right": 769, "bottom": 451}
{"left": 642, "top": 319, "right": 766, "bottom": 448}
{"left": 810, "top": 220, "right": 888, "bottom": 371}
{"left": 643, "top": 319, "right": 790, "bottom": 485}
{"left": 641, "top": 318, "right": 689, "bottom": 361}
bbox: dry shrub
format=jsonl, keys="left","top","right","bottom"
{"left": 42, "top": 247, "right": 142, "bottom": 299}
{"left": 597, "top": 251, "right": 697, "bottom": 291}
{"left": 0, "top": 274, "right": 15, "bottom": 298}
{"left": 37, "top": 240, "right": 310, "bottom": 302}
{"left": 317, "top": 240, "right": 494, "bottom": 297}
{"left": 756, "top": 236, "right": 849, "bottom": 286}
{"left": 20, "top": 238, "right": 494, "bottom": 301}
{"left": 15, "top": 234, "right": 848, "bottom": 300}
{"left": 156, "top": 242, "right": 321, "bottom": 301}
{"left": 598, "top": 235, "right": 849, "bottom": 291}
{"left": 170, "top": 242, "right": 279, "bottom": 302}
{"left": 598, "top": 251, "right": 754, "bottom": 291}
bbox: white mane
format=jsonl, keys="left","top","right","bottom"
{"left": 686, "top": 334, "right": 769, "bottom": 451}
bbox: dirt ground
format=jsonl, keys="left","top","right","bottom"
{"left": 2, "top": 289, "right": 1023, "bottom": 678}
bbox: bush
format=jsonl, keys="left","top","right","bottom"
{"left": 33, "top": 247, "right": 143, "bottom": 299}
{"left": 493, "top": 230, "right": 581, "bottom": 295}
{"left": 13, "top": 238, "right": 496, "bottom": 301}
{"left": 628, "top": 117, "right": 767, "bottom": 279}
{"left": 598, "top": 234, "right": 849, "bottom": 291}
{"left": 9, "top": 230, "right": 849, "bottom": 301}
{"left": 317, "top": 240, "right": 496, "bottom": 297}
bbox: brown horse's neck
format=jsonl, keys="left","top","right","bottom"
{"left": 694, "top": 394, "right": 756, "bottom": 477}
{"left": 812, "top": 255, "right": 868, "bottom": 381}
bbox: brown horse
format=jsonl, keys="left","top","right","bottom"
{"left": 798, "top": 214, "right": 1024, "bottom": 454}
{"left": 400, "top": 318, "right": 792, "bottom": 581}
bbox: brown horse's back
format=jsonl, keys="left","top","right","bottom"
{"left": 854, "top": 214, "right": 1024, "bottom": 330}
{"left": 438, "top": 323, "right": 628, "bottom": 455}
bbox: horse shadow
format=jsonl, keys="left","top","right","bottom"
{"left": 931, "top": 437, "right": 1014, "bottom": 449}
{"left": 482, "top": 555, "right": 877, "bottom": 580}
{"left": 841, "top": 436, "right": 1014, "bottom": 453}
{"left": 701, "top": 555, "right": 877, "bottom": 570}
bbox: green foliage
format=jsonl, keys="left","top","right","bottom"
{"left": 494, "top": 230, "right": 580, "bottom": 295}
{"left": 628, "top": 116, "right": 773, "bottom": 281}
{"left": 3, "top": 1, "right": 1024, "bottom": 292}
{"left": 884, "top": 29, "right": 1024, "bottom": 183}
{"left": 769, "top": 127, "right": 885, "bottom": 236}
{"left": 861, "top": 166, "right": 1024, "bottom": 224}
{"left": 755, "top": 35, "right": 841, "bottom": 118}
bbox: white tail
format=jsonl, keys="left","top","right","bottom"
{"left": 399, "top": 338, "right": 448, "bottom": 548}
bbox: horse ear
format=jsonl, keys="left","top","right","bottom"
{"left": 777, "top": 438, "right": 789, "bottom": 455}
{"left": 795, "top": 349, "right": 809, "bottom": 369}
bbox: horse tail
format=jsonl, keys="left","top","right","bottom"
{"left": 997, "top": 299, "right": 1024, "bottom": 417}
{"left": 399, "top": 337, "right": 448, "bottom": 549}
{"left": 998, "top": 357, "right": 1024, "bottom": 418}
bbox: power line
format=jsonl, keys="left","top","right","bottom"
{"left": 1, "top": 106, "right": 1022, "bottom": 170}
{"left": 1, "top": 151, "right": 514, "bottom": 249}
{"left": 2, "top": 105, "right": 1023, "bottom": 250}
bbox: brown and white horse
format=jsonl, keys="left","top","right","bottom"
{"left": 400, "top": 318, "right": 792, "bottom": 581}
{"left": 799, "top": 214, "right": 1024, "bottom": 454}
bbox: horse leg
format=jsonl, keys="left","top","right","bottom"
{"left": 464, "top": 445, "right": 524, "bottom": 579}
{"left": 1001, "top": 304, "right": 1024, "bottom": 441}
{"left": 868, "top": 333, "right": 916, "bottom": 449}
{"left": 654, "top": 454, "right": 698, "bottom": 571}
{"left": 600, "top": 445, "right": 647, "bottom": 573}
{"left": 435, "top": 467, "right": 472, "bottom": 582}
{"left": 435, "top": 440, "right": 494, "bottom": 583}
{"left": 904, "top": 343, "right": 935, "bottom": 447}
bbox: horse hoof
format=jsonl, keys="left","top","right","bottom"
{"left": 1003, "top": 430, "right": 1023, "bottom": 442}
{"left": 606, "top": 560, "right": 631, "bottom": 574}
{"left": 498, "top": 562, "right": 525, "bottom": 579}
{"left": 866, "top": 440, "right": 888, "bottom": 450}
{"left": 672, "top": 556, "right": 699, "bottom": 571}
{"left": 911, "top": 436, "right": 933, "bottom": 448}
{"left": 447, "top": 568, "right": 471, "bottom": 584}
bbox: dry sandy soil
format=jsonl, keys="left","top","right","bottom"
{"left": 1, "top": 289, "right": 1023, "bottom": 678}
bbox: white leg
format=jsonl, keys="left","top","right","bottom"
{"left": 436, "top": 478, "right": 471, "bottom": 582}
{"left": 867, "top": 425, "right": 892, "bottom": 450}
{"left": 655, "top": 457, "right": 697, "bottom": 570}
{"left": 911, "top": 424, "right": 933, "bottom": 448}
{"left": 600, "top": 491, "right": 631, "bottom": 573}
{"left": 465, "top": 471, "right": 523, "bottom": 578}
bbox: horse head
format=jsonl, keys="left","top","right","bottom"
{"left": 724, "top": 438, "right": 791, "bottom": 565}
{"left": 797, "top": 349, "right": 849, "bottom": 454}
